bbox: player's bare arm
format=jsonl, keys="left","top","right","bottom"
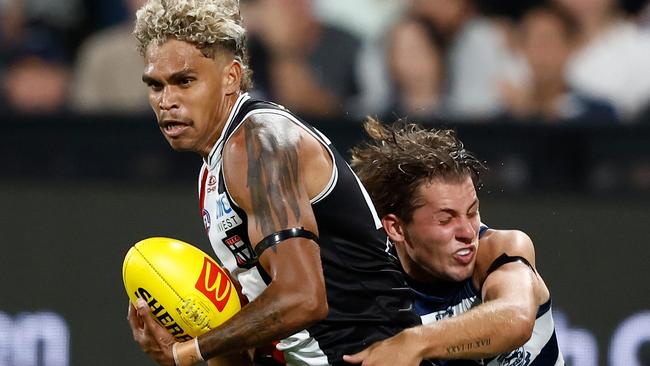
{"left": 422, "top": 229, "right": 549, "bottom": 359}
{"left": 345, "top": 230, "right": 550, "bottom": 365}
{"left": 186, "top": 113, "right": 331, "bottom": 362}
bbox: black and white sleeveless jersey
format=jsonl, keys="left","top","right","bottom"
{"left": 198, "top": 93, "right": 421, "bottom": 365}
{"left": 404, "top": 225, "right": 564, "bottom": 366}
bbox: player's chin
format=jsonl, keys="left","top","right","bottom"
{"left": 446, "top": 262, "right": 475, "bottom": 282}
{"left": 166, "top": 138, "right": 196, "bottom": 152}
{"left": 444, "top": 268, "right": 472, "bottom": 283}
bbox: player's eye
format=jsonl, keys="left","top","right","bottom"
{"left": 147, "top": 82, "right": 163, "bottom": 92}
{"left": 180, "top": 78, "right": 194, "bottom": 87}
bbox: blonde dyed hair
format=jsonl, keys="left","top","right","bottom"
{"left": 134, "top": 0, "right": 252, "bottom": 91}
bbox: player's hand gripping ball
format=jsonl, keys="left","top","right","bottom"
{"left": 122, "top": 237, "right": 241, "bottom": 341}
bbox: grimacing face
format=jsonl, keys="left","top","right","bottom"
{"left": 142, "top": 39, "right": 239, "bottom": 157}
{"left": 394, "top": 175, "right": 480, "bottom": 283}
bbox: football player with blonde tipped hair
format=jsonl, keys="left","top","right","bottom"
{"left": 126, "top": 1, "right": 422, "bottom": 366}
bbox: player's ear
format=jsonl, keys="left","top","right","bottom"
{"left": 382, "top": 214, "right": 405, "bottom": 243}
{"left": 223, "top": 59, "right": 242, "bottom": 95}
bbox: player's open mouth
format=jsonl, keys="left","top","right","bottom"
{"left": 453, "top": 247, "right": 475, "bottom": 265}
{"left": 162, "top": 121, "right": 189, "bottom": 137}
{"left": 457, "top": 248, "right": 472, "bottom": 256}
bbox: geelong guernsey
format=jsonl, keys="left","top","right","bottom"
{"left": 198, "top": 93, "right": 421, "bottom": 365}
{"left": 406, "top": 225, "right": 564, "bottom": 366}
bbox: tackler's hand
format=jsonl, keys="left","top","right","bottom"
{"left": 127, "top": 298, "right": 177, "bottom": 366}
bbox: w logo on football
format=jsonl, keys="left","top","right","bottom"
{"left": 195, "top": 258, "right": 232, "bottom": 312}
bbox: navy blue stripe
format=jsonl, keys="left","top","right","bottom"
{"left": 479, "top": 224, "right": 489, "bottom": 237}
{"left": 536, "top": 299, "right": 552, "bottom": 318}
{"left": 410, "top": 280, "right": 478, "bottom": 317}
{"left": 530, "top": 331, "right": 561, "bottom": 366}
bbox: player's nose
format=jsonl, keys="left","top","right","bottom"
{"left": 159, "top": 86, "right": 180, "bottom": 110}
{"left": 455, "top": 217, "right": 476, "bottom": 244}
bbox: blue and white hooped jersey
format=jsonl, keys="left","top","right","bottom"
{"left": 409, "top": 224, "right": 564, "bottom": 366}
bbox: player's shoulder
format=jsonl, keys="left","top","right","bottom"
{"left": 480, "top": 229, "right": 534, "bottom": 253}
{"left": 226, "top": 112, "right": 318, "bottom": 155}
{"left": 229, "top": 108, "right": 331, "bottom": 174}
{"left": 475, "top": 229, "right": 536, "bottom": 276}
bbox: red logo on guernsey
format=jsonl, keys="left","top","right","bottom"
{"left": 207, "top": 175, "right": 217, "bottom": 193}
{"left": 195, "top": 257, "right": 232, "bottom": 312}
{"left": 208, "top": 175, "right": 217, "bottom": 186}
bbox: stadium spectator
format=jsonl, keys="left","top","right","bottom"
{"left": 383, "top": 17, "right": 444, "bottom": 122}
{"left": 70, "top": 0, "right": 149, "bottom": 114}
{"left": 0, "top": 0, "right": 87, "bottom": 60}
{"left": 241, "top": 0, "right": 362, "bottom": 119}
{"left": 308, "top": 0, "right": 407, "bottom": 116}
{"left": 408, "top": 0, "right": 528, "bottom": 121}
{"left": 0, "top": 0, "right": 108, "bottom": 115}
{"left": 500, "top": 3, "right": 618, "bottom": 122}
{"left": 556, "top": 0, "right": 650, "bottom": 120}
{"left": 2, "top": 28, "right": 71, "bottom": 114}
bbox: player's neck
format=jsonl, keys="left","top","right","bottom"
{"left": 199, "top": 91, "right": 242, "bottom": 159}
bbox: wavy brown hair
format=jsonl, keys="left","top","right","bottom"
{"left": 350, "top": 118, "right": 486, "bottom": 223}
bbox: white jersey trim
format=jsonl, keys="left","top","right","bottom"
{"left": 311, "top": 162, "right": 338, "bottom": 204}
{"left": 205, "top": 92, "right": 251, "bottom": 169}
{"left": 352, "top": 170, "right": 382, "bottom": 229}
{"left": 276, "top": 329, "right": 330, "bottom": 366}
{"left": 197, "top": 164, "right": 208, "bottom": 198}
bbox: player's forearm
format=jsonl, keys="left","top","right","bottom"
{"left": 412, "top": 300, "right": 535, "bottom": 360}
{"left": 194, "top": 281, "right": 325, "bottom": 361}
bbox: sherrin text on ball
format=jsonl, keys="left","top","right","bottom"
{"left": 122, "top": 237, "right": 241, "bottom": 340}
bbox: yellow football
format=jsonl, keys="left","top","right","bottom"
{"left": 122, "top": 237, "right": 241, "bottom": 341}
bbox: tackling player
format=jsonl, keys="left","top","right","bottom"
{"left": 345, "top": 119, "right": 564, "bottom": 366}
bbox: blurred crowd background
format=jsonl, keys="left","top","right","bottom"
{"left": 2, "top": 0, "right": 650, "bottom": 195}
{"left": 2, "top": 0, "right": 650, "bottom": 122}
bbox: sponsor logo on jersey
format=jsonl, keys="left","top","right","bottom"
{"left": 435, "top": 308, "right": 455, "bottom": 321}
{"left": 207, "top": 175, "right": 217, "bottom": 193}
{"left": 224, "top": 235, "right": 255, "bottom": 267}
{"left": 496, "top": 347, "right": 532, "bottom": 366}
{"left": 214, "top": 214, "right": 242, "bottom": 233}
{"left": 208, "top": 193, "right": 243, "bottom": 233}
{"left": 215, "top": 193, "right": 233, "bottom": 219}
{"left": 195, "top": 257, "right": 232, "bottom": 312}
